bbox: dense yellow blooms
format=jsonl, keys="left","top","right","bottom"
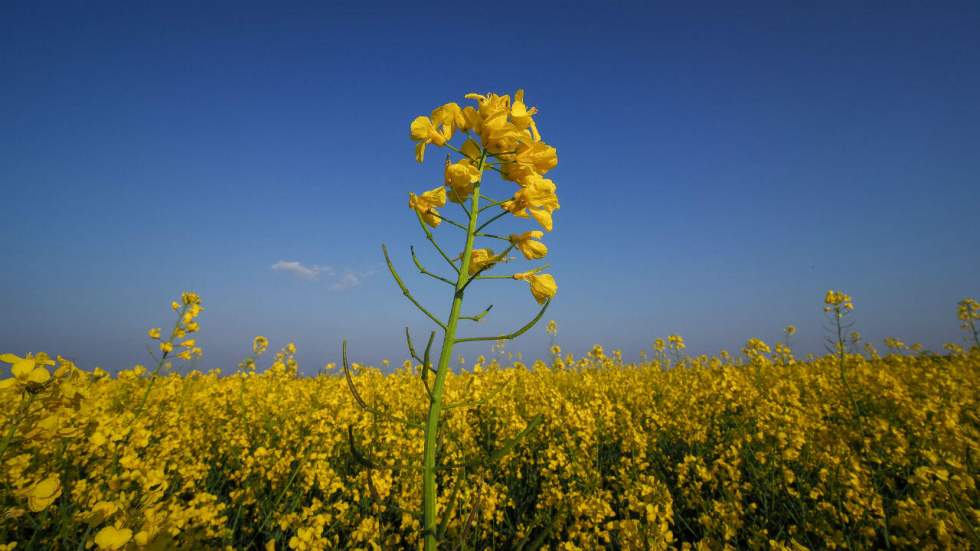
{"left": 2, "top": 329, "right": 976, "bottom": 549}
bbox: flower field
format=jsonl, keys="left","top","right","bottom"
{"left": 2, "top": 304, "right": 978, "bottom": 550}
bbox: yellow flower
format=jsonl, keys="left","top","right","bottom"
{"left": 444, "top": 158, "right": 481, "bottom": 203}
{"left": 823, "top": 290, "right": 853, "bottom": 312}
{"left": 409, "top": 116, "right": 450, "bottom": 163}
{"left": 408, "top": 186, "right": 447, "bottom": 227}
{"left": 467, "top": 248, "right": 500, "bottom": 275}
{"left": 94, "top": 526, "right": 133, "bottom": 550}
{"left": 501, "top": 141, "right": 558, "bottom": 184}
{"left": 509, "top": 231, "right": 548, "bottom": 260}
{"left": 668, "top": 335, "right": 685, "bottom": 350}
{"left": 653, "top": 339, "right": 665, "bottom": 352}
{"left": 23, "top": 475, "right": 61, "bottom": 512}
{"left": 503, "top": 174, "right": 560, "bottom": 231}
{"left": 509, "top": 89, "right": 540, "bottom": 140}
{"left": 513, "top": 271, "right": 557, "bottom": 303}
{"left": 181, "top": 292, "right": 201, "bottom": 306}
{"left": 160, "top": 342, "right": 173, "bottom": 354}
{"left": 1, "top": 353, "right": 52, "bottom": 388}
{"left": 430, "top": 103, "right": 465, "bottom": 134}
{"left": 179, "top": 339, "right": 196, "bottom": 348}
{"left": 85, "top": 501, "right": 119, "bottom": 526}
{"left": 958, "top": 298, "right": 979, "bottom": 321}
{"left": 147, "top": 328, "right": 161, "bottom": 340}
{"left": 253, "top": 336, "right": 269, "bottom": 356}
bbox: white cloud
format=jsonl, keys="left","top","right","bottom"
{"left": 270, "top": 260, "right": 331, "bottom": 281}
{"left": 330, "top": 271, "right": 361, "bottom": 291}
{"left": 271, "top": 261, "right": 369, "bottom": 291}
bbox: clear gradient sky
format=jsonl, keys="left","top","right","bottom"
{"left": 2, "top": 1, "right": 979, "bottom": 374}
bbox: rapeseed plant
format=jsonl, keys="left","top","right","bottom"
{"left": 345, "top": 90, "right": 559, "bottom": 550}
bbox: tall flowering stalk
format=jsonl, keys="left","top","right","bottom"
{"left": 343, "top": 90, "right": 559, "bottom": 549}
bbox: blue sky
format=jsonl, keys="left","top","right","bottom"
{"left": 2, "top": 1, "right": 978, "bottom": 373}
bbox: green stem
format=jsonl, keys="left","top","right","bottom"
{"left": 422, "top": 150, "right": 486, "bottom": 551}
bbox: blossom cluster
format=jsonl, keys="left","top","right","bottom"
{"left": 407, "top": 90, "right": 559, "bottom": 304}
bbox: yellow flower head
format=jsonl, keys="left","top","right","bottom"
{"left": 408, "top": 186, "right": 447, "bottom": 228}
{"left": 503, "top": 174, "right": 560, "bottom": 231}
{"left": 147, "top": 328, "right": 161, "bottom": 340}
{"left": 467, "top": 248, "right": 500, "bottom": 275}
{"left": 410, "top": 115, "right": 451, "bottom": 163}
{"left": 253, "top": 336, "right": 269, "bottom": 356}
{"left": 23, "top": 475, "right": 61, "bottom": 512}
{"left": 181, "top": 292, "right": 201, "bottom": 306}
{"left": 500, "top": 141, "right": 558, "bottom": 184}
{"left": 668, "top": 335, "right": 686, "bottom": 350}
{"left": 513, "top": 271, "right": 557, "bottom": 304}
{"left": 509, "top": 231, "right": 548, "bottom": 260}
{"left": 444, "top": 158, "right": 481, "bottom": 203}
{"left": 160, "top": 342, "right": 174, "bottom": 354}
{"left": 94, "top": 526, "right": 133, "bottom": 550}
{"left": 958, "top": 298, "right": 980, "bottom": 321}
{"left": 823, "top": 290, "right": 854, "bottom": 312}
{"left": 509, "top": 89, "right": 540, "bottom": 139}
{"left": 1, "top": 353, "right": 52, "bottom": 388}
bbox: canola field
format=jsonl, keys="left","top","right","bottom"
{"left": 1, "top": 299, "right": 978, "bottom": 550}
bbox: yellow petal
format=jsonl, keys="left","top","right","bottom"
{"left": 28, "top": 367, "right": 51, "bottom": 384}
{"left": 528, "top": 208, "right": 553, "bottom": 232}
{"left": 410, "top": 116, "right": 433, "bottom": 141}
{"left": 95, "top": 526, "right": 133, "bottom": 550}
{"left": 26, "top": 476, "right": 61, "bottom": 512}
{"left": 11, "top": 358, "right": 35, "bottom": 380}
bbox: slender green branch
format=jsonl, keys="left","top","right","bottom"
{"left": 476, "top": 231, "right": 509, "bottom": 241}
{"left": 405, "top": 327, "right": 422, "bottom": 364}
{"left": 460, "top": 304, "right": 493, "bottom": 322}
{"left": 455, "top": 300, "right": 551, "bottom": 343}
{"left": 420, "top": 331, "right": 436, "bottom": 402}
{"left": 411, "top": 246, "right": 455, "bottom": 286}
{"left": 415, "top": 213, "right": 460, "bottom": 274}
{"left": 475, "top": 264, "right": 550, "bottom": 280}
{"left": 423, "top": 331, "right": 436, "bottom": 374}
{"left": 475, "top": 210, "right": 510, "bottom": 233}
{"left": 383, "top": 244, "right": 447, "bottom": 330}
{"left": 427, "top": 211, "right": 469, "bottom": 232}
